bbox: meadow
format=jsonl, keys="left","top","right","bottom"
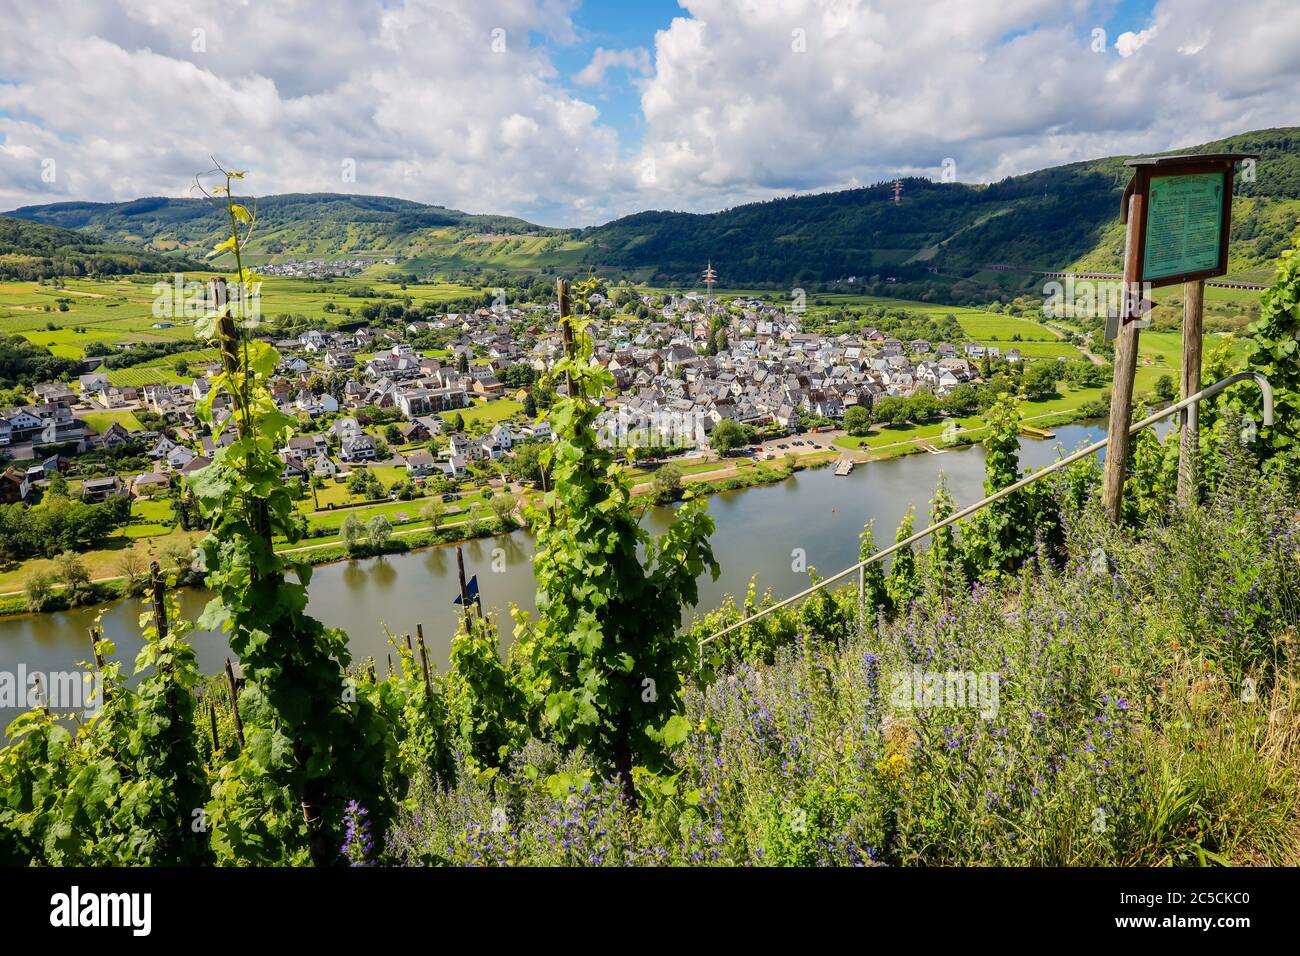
{"left": 390, "top": 458, "right": 1300, "bottom": 866}
{"left": 0, "top": 274, "right": 478, "bottom": 362}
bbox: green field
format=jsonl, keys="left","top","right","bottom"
{"left": 443, "top": 398, "right": 524, "bottom": 427}
{"left": 0, "top": 275, "right": 480, "bottom": 360}
{"left": 81, "top": 410, "right": 145, "bottom": 433}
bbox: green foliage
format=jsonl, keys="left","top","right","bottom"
{"left": 923, "top": 475, "right": 960, "bottom": 604}
{"left": 445, "top": 617, "right": 530, "bottom": 770}
{"left": 185, "top": 166, "right": 397, "bottom": 865}
{"left": 520, "top": 279, "right": 719, "bottom": 799}
{"left": 844, "top": 405, "right": 872, "bottom": 436}
{"left": 649, "top": 461, "right": 684, "bottom": 504}
{"left": 959, "top": 392, "right": 1035, "bottom": 580}
{"left": 709, "top": 418, "right": 753, "bottom": 452}
{"left": 885, "top": 507, "right": 918, "bottom": 613}
{"left": 1243, "top": 228, "right": 1300, "bottom": 473}
{"left": 857, "top": 520, "right": 889, "bottom": 619}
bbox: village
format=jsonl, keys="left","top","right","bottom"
{"left": 0, "top": 285, "right": 1007, "bottom": 517}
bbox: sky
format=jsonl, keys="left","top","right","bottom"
{"left": 0, "top": 0, "right": 1296, "bottom": 227}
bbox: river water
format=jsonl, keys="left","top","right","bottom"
{"left": 0, "top": 421, "right": 1148, "bottom": 729}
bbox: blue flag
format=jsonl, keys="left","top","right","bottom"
{"left": 454, "top": 574, "right": 481, "bottom": 608}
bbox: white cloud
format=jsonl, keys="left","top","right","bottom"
{"left": 573, "top": 47, "right": 652, "bottom": 86}
{"left": 1115, "top": 27, "right": 1157, "bottom": 57}
{"left": 0, "top": 0, "right": 617, "bottom": 224}
{"left": 0, "top": 0, "right": 1296, "bottom": 227}
{"left": 630, "top": 0, "right": 1300, "bottom": 213}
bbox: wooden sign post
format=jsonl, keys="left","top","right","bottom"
{"left": 1101, "top": 152, "right": 1256, "bottom": 522}
{"left": 1178, "top": 278, "right": 1205, "bottom": 507}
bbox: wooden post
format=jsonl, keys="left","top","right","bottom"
{"left": 1177, "top": 279, "right": 1205, "bottom": 508}
{"left": 1102, "top": 189, "right": 1145, "bottom": 523}
{"left": 416, "top": 622, "right": 432, "bottom": 697}
{"left": 149, "top": 561, "right": 168, "bottom": 640}
{"left": 88, "top": 626, "right": 108, "bottom": 703}
{"left": 557, "top": 278, "right": 574, "bottom": 394}
{"left": 207, "top": 699, "right": 220, "bottom": 752}
{"left": 223, "top": 657, "right": 245, "bottom": 750}
{"left": 455, "top": 545, "right": 471, "bottom": 635}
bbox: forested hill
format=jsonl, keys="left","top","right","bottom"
{"left": 6, "top": 127, "right": 1297, "bottom": 293}
{"left": 0, "top": 216, "right": 203, "bottom": 279}
{"left": 3, "top": 193, "right": 563, "bottom": 263}
{"left": 575, "top": 127, "right": 1300, "bottom": 288}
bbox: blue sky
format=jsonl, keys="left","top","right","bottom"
{"left": 550, "top": 0, "right": 683, "bottom": 148}
{"left": 547, "top": 0, "right": 1162, "bottom": 156}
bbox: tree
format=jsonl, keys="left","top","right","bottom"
{"left": 488, "top": 492, "right": 516, "bottom": 527}
{"left": 54, "top": 551, "right": 91, "bottom": 593}
{"left": 943, "top": 383, "right": 980, "bottom": 417}
{"left": 117, "top": 551, "right": 147, "bottom": 596}
{"left": 447, "top": 412, "right": 464, "bottom": 432}
{"left": 710, "top": 418, "right": 750, "bottom": 452}
{"left": 347, "top": 469, "right": 383, "bottom": 501}
{"left": 1022, "top": 361, "right": 1063, "bottom": 401}
{"left": 906, "top": 388, "right": 942, "bottom": 422}
{"left": 523, "top": 391, "right": 538, "bottom": 418}
{"left": 45, "top": 471, "right": 69, "bottom": 500}
{"left": 366, "top": 514, "right": 392, "bottom": 549}
{"left": 420, "top": 498, "right": 446, "bottom": 530}
{"left": 340, "top": 514, "right": 367, "bottom": 553}
{"left": 844, "top": 405, "right": 872, "bottom": 436}
{"left": 384, "top": 423, "right": 402, "bottom": 444}
{"left": 960, "top": 392, "right": 1033, "bottom": 580}
{"left": 1243, "top": 230, "right": 1300, "bottom": 473}
{"left": 924, "top": 474, "right": 960, "bottom": 605}
{"left": 650, "top": 461, "right": 684, "bottom": 503}
{"left": 502, "top": 363, "right": 536, "bottom": 388}
{"left": 873, "top": 395, "right": 912, "bottom": 426}
{"left": 24, "top": 570, "right": 57, "bottom": 612}
{"left": 456, "top": 352, "right": 469, "bottom": 374}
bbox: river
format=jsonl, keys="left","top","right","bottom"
{"left": 0, "top": 421, "right": 1152, "bottom": 729}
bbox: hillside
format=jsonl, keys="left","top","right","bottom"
{"left": 6, "top": 127, "right": 1297, "bottom": 294}
{"left": 0, "top": 216, "right": 203, "bottom": 279}
{"left": 576, "top": 127, "right": 1300, "bottom": 290}
{"left": 4, "top": 193, "right": 564, "bottom": 266}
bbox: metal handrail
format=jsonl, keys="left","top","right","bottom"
{"left": 700, "top": 371, "right": 1273, "bottom": 647}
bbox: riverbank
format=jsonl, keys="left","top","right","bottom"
{"left": 0, "top": 419, "right": 1146, "bottom": 733}
{"left": 0, "top": 388, "right": 1125, "bottom": 621}
{"left": 0, "top": 445, "right": 837, "bottom": 619}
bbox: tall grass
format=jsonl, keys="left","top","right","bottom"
{"left": 388, "top": 475, "right": 1300, "bottom": 866}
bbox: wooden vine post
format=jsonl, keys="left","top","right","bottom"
{"left": 223, "top": 657, "right": 245, "bottom": 750}
{"left": 416, "top": 622, "right": 432, "bottom": 697}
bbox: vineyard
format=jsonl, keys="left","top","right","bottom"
{"left": 2, "top": 185, "right": 1300, "bottom": 868}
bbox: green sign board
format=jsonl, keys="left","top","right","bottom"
{"left": 1142, "top": 172, "right": 1225, "bottom": 283}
